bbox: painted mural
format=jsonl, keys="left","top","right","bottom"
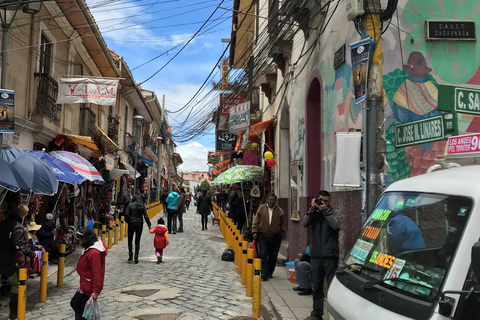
{"left": 384, "top": 0, "right": 480, "bottom": 184}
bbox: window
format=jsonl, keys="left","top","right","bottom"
{"left": 39, "top": 34, "right": 52, "bottom": 75}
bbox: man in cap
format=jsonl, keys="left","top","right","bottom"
{"left": 37, "top": 213, "right": 57, "bottom": 253}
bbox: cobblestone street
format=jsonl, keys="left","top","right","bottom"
{"left": 19, "top": 206, "right": 251, "bottom": 320}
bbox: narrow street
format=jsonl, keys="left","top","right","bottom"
{"left": 23, "top": 205, "right": 251, "bottom": 320}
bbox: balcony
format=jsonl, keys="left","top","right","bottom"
{"left": 35, "top": 73, "right": 62, "bottom": 126}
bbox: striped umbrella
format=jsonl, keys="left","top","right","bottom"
{"left": 50, "top": 151, "right": 104, "bottom": 184}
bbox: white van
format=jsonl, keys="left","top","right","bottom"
{"left": 327, "top": 154, "right": 480, "bottom": 320}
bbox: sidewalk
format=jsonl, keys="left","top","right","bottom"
{"left": 261, "top": 264, "right": 312, "bottom": 320}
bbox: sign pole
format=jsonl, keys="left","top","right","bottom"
{"left": 0, "top": 22, "right": 10, "bottom": 152}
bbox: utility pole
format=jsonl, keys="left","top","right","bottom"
{"left": 362, "top": 0, "right": 384, "bottom": 217}
{"left": 156, "top": 94, "right": 165, "bottom": 202}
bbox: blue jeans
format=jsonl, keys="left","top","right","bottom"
{"left": 257, "top": 234, "right": 282, "bottom": 277}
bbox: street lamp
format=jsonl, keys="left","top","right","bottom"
{"left": 133, "top": 112, "right": 144, "bottom": 196}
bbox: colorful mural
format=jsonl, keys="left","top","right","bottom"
{"left": 384, "top": 0, "right": 480, "bottom": 184}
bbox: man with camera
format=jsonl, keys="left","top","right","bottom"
{"left": 303, "top": 190, "right": 341, "bottom": 320}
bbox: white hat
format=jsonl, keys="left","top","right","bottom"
{"left": 45, "top": 213, "right": 54, "bottom": 220}
{"left": 28, "top": 222, "right": 41, "bottom": 231}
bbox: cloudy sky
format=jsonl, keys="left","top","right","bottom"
{"left": 87, "top": 0, "right": 233, "bottom": 171}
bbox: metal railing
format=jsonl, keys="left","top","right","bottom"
{"left": 35, "top": 73, "right": 61, "bottom": 125}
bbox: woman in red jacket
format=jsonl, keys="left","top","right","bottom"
{"left": 70, "top": 227, "right": 107, "bottom": 319}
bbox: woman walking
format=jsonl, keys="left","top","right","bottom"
{"left": 70, "top": 227, "right": 107, "bottom": 320}
{"left": 125, "top": 195, "right": 152, "bottom": 263}
{"left": 197, "top": 190, "right": 213, "bottom": 231}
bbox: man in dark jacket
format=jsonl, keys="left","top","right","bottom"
{"left": 121, "top": 189, "right": 131, "bottom": 218}
{"left": 228, "top": 189, "right": 238, "bottom": 221}
{"left": 302, "top": 190, "right": 341, "bottom": 320}
{"left": 37, "top": 213, "right": 56, "bottom": 252}
{"left": 252, "top": 193, "right": 285, "bottom": 281}
{"left": 197, "top": 190, "right": 213, "bottom": 231}
{"left": 0, "top": 205, "right": 35, "bottom": 320}
{"left": 125, "top": 195, "right": 151, "bottom": 264}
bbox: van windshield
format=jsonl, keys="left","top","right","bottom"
{"left": 345, "top": 192, "right": 472, "bottom": 301}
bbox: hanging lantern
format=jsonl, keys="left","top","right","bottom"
{"left": 266, "top": 159, "right": 276, "bottom": 167}
{"left": 264, "top": 151, "right": 274, "bottom": 159}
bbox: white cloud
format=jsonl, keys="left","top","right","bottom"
{"left": 176, "top": 141, "right": 214, "bottom": 172}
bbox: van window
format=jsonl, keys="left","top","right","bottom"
{"left": 345, "top": 192, "right": 472, "bottom": 301}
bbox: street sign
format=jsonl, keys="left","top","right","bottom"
{"left": 395, "top": 115, "right": 446, "bottom": 148}
{"left": 438, "top": 84, "right": 480, "bottom": 115}
{"left": 447, "top": 133, "right": 480, "bottom": 155}
{"left": 215, "top": 130, "right": 238, "bottom": 152}
{"left": 425, "top": 21, "right": 476, "bottom": 41}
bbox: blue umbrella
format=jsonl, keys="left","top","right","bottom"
{"left": 10, "top": 154, "right": 59, "bottom": 195}
{"left": 0, "top": 146, "right": 26, "bottom": 163}
{"left": 29, "top": 151, "right": 85, "bottom": 185}
{"left": 0, "top": 158, "right": 21, "bottom": 192}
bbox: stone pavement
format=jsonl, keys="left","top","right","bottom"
{"left": 0, "top": 204, "right": 256, "bottom": 320}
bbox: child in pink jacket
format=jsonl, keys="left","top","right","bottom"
{"left": 149, "top": 218, "right": 169, "bottom": 263}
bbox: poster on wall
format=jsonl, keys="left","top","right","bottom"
{"left": 349, "top": 38, "right": 373, "bottom": 104}
{"left": 228, "top": 101, "right": 250, "bottom": 134}
{"left": 0, "top": 89, "right": 14, "bottom": 133}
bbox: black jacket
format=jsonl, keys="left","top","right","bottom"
{"left": 197, "top": 194, "right": 213, "bottom": 215}
{"left": 125, "top": 199, "right": 151, "bottom": 228}
{"left": 37, "top": 221, "right": 55, "bottom": 248}
{"left": 302, "top": 206, "right": 341, "bottom": 258}
{"left": 0, "top": 214, "right": 35, "bottom": 277}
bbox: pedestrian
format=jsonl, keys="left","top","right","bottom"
{"left": 185, "top": 190, "right": 192, "bottom": 210}
{"left": 302, "top": 190, "right": 341, "bottom": 320}
{"left": 121, "top": 189, "right": 131, "bottom": 218}
{"left": 220, "top": 189, "right": 228, "bottom": 211}
{"left": 37, "top": 212, "right": 56, "bottom": 252}
{"left": 161, "top": 189, "right": 168, "bottom": 214}
{"left": 293, "top": 246, "right": 312, "bottom": 295}
{"left": 149, "top": 217, "right": 169, "bottom": 264}
{"left": 166, "top": 189, "right": 180, "bottom": 234}
{"left": 228, "top": 188, "right": 238, "bottom": 222}
{"left": 235, "top": 191, "right": 249, "bottom": 234}
{"left": 252, "top": 193, "right": 285, "bottom": 281}
{"left": 197, "top": 189, "right": 213, "bottom": 231}
{"left": 0, "top": 205, "right": 36, "bottom": 320}
{"left": 177, "top": 188, "right": 186, "bottom": 233}
{"left": 125, "top": 195, "right": 152, "bottom": 264}
{"left": 70, "top": 227, "right": 107, "bottom": 320}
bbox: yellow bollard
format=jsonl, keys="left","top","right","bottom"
{"left": 125, "top": 222, "right": 128, "bottom": 238}
{"left": 120, "top": 216, "right": 124, "bottom": 241}
{"left": 114, "top": 218, "right": 119, "bottom": 245}
{"left": 253, "top": 258, "right": 261, "bottom": 318}
{"left": 17, "top": 268, "right": 27, "bottom": 320}
{"left": 246, "top": 248, "right": 254, "bottom": 297}
{"left": 108, "top": 220, "right": 113, "bottom": 249}
{"left": 241, "top": 240, "right": 248, "bottom": 285}
{"left": 57, "top": 244, "right": 66, "bottom": 287}
{"left": 233, "top": 231, "right": 239, "bottom": 268}
{"left": 237, "top": 235, "right": 244, "bottom": 275}
{"left": 101, "top": 224, "right": 106, "bottom": 243}
{"left": 39, "top": 252, "right": 48, "bottom": 303}
{"left": 93, "top": 227, "right": 98, "bottom": 236}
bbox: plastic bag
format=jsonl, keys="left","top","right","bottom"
{"left": 210, "top": 212, "right": 215, "bottom": 219}
{"left": 221, "top": 248, "right": 235, "bottom": 261}
{"left": 82, "top": 297, "right": 101, "bottom": 320}
{"left": 250, "top": 240, "right": 258, "bottom": 258}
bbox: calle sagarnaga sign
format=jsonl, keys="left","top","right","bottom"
{"left": 425, "top": 20, "right": 476, "bottom": 41}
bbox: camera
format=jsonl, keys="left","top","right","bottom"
{"left": 315, "top": 198, "right": 324, "bottom": 206}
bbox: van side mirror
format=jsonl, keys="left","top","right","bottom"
{"left": 472, "top": 242, "right": 480, "bottom": 283}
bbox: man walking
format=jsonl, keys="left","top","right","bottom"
{"left": 303, "top": 190, "right": 341, "bottom": 320}
{"left": 252, "top": 193, "right": 285, "bottom": 281}
{"left": 177, "top": 188, "right": 186, "bottom": 232}
{"left": 166, "top": 189, "right": 180, "bottom": 234}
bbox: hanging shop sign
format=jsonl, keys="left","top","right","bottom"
{"left": 215, "top": 130, "right": 238, "bottom": 152}
{"left": 334, "top": 44, "right": 346, "bottom": 70}
{"left": 214, "top": 59, "right": 235, "bottom": 91}
{"left": 220, "top": 94, "right": 243, "bottom": 116}
{"left": 57, "top": 78, "right": 119, "bottom": 106}
{"left": 438, "top": 84, "right": 480, "bottom": 115}
{"left": 349, "top": 38, "right": 373, "bottom": 104}
{"left": 228, "top": 101, "right": 250, "bottom": 133}
{"left": 0, "top": 89, "right": 14, "bottom": 133}
{"left": 425, "top": 21, "right": 476, "bottom": 41}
